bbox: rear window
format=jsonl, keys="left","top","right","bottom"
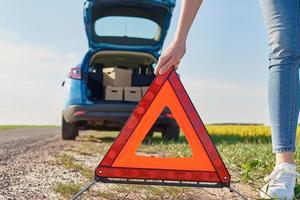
{"left": 94, "top": 16, "right": 161, "bottom": 41}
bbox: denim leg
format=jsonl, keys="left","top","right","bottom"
{"left": 259, "top": 0, "right": 300, "bottom": 153}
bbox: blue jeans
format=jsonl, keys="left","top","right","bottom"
{"left": 259, "top": 0, "right": 300, "bottom": 153}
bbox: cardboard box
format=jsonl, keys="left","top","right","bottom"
{"left": 104, "top": 86, "right": 123, "bottom": 101}
{"left": 124, "top": 87, "right": 142, "bottom": 102}
{"left": 142, "top": 87, "right": 149, "bottom": 96}
{"left": 103, "top": 67, "right": 132, "bottom": 86}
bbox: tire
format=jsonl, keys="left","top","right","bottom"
{"left": 162, "top": 124, "right": 180, "bottom": 141}
{"left": 62, "top": 116, "right": 78, "bottom": 140}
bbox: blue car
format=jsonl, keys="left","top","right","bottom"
{"left": 62, "top": 0, "right": 179, "bottom": 140}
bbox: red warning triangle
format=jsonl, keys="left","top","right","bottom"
{"left": 96, "top": 68, "right": 230, "bottom": 186}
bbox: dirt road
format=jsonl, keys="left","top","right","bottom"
{"left": 0, "top": 128, "right": 60, "bottom": 163}
{"left": 0, "top": 127, "right": 84, "bottom": 200}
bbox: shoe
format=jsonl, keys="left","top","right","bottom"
{"left": 259, "top": 163, "right": 299, "bottom": 199}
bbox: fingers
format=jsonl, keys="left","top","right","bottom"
{"left": 158, "top": 59, "right": 181, "bottom": 75}
{"left": 154, "top": 54, "right": 171, "bottom": 75}
{"left": 158, "top": 57, "right": 177, "bottom": 75}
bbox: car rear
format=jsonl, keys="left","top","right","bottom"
{"left": 62, "top": 0, "right": 179, "bottom": 140}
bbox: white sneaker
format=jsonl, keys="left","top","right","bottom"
{"left": 260, "top": 163, "right": 299, "bottom": 200}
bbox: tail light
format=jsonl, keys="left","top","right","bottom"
{"left": 74, "top": 110, "right": 86, "bottom": 117}
{"left": 69, "top": 66, "right": 81, "bottom": 80}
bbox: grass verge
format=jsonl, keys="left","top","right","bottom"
{"left": 55, "top": 126, "right": 300, "bottom": 199}
{"left": 0, "top": 125, "right": 58, "bottom": 131}
{"left": 55, "top": 153, "right": 94, "bottom": 179}
{"left": 54, "top": 182, "right": 82, "bottom": 198}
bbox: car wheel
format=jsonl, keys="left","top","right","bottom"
{"left": 62, "top": 116, "right": 78, "bottom": 140}
{"left": 162, "top": 124, "right": 180, "bottom": 141}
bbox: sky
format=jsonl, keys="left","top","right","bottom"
{"left": 0, "top": 0, "right": 272, "bottom": 125}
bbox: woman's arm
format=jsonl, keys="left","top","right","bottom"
{"left": 154, "top": 0, "right": 203, "bottom": 75}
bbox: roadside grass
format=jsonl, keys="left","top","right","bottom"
{"left": 54, "top": 182, "right": 83, "bottom": 198}
{"left": 0, "top": 125, "right": 58, "bottom": 131}
{"left": 54, "top": 153, "right": 95, "bottom": 198}
{"left": 55, "top": 126, "right": 300, "bottom": 199}
{"left": 55, "top": 153, "right": 94, "bottom": 179}
{"left": 93, "top": 184, "right": 193, "bottom": 200}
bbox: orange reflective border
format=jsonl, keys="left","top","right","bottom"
{"left": 96, "top": 68, "right": 230, "bottom": 184}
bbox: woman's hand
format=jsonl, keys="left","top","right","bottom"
{"left": 154, "top": 39, "right": 186, "bottom": 75}
{"left": 154, "top": 0, "right": 203, "bottom": 75}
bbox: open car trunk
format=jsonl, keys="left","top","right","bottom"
{"left": 86, "top": 51, "right": 157, "bottom": 102}
{"left": 84, "top": 0, "right": 176, "bottom": 52}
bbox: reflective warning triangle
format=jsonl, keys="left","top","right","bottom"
{"left": 95, "top": 68, "right": 230, "bottom": 186}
